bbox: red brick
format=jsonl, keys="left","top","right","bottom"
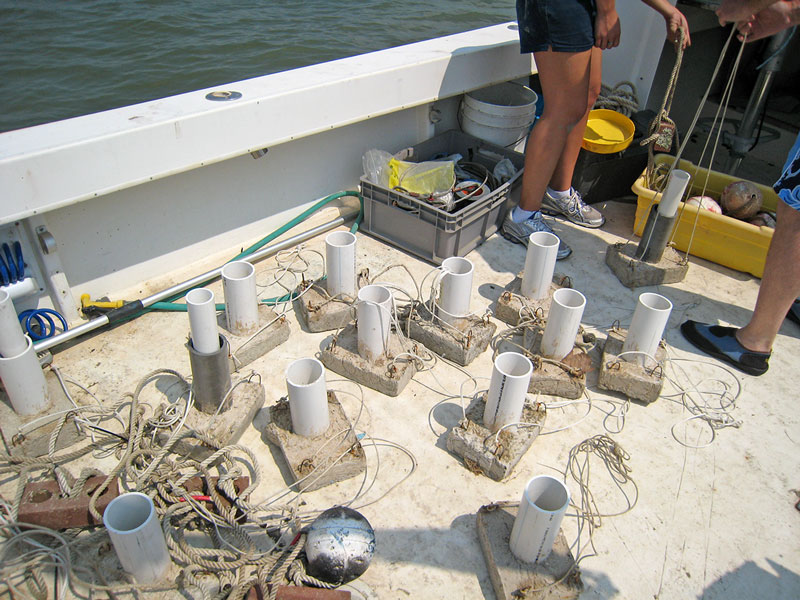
{"left": 17, "top": 475, "right": 119, "bottom": 529}
{"left": 275, "top": 585, "right": 351, "bottom": 600}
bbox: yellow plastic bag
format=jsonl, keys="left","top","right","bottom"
{"left": 388, "top": 158, "right": 455, "bottom": 195}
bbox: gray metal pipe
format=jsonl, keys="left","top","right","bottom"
{"left": 725, "top": 27, "right": 795, "bottom": 174}
{"left": 34, "top": 210, "right": 357, "bottom": 352}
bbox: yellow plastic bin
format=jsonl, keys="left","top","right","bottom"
{"left": 631, "top": 155, "right": 778, "bottom": 278}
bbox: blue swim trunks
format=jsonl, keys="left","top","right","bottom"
{"left": 774, "top": 132, "right": 800, "bottom": 211}
{"left": 516, "top": 0, "right": 596, "bottom": 53}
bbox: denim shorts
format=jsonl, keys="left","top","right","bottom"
{"left": 774, "top": 132, "right": 800, "bottom": 211}
{"left": 516, "top": 0, "right": 596, "bottom": 53}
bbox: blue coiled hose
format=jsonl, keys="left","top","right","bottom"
{"left": 18, "top": 308, "right": 69, "bottom": 340}
{"left": 0, "top": 242, "right": 25, "bottom": 286}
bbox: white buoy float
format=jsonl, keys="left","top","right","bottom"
{"left": 482, "top": 352, "right": 533, "bottom": 432}
{"left": 286, "top": 357, "right": 330, "bottom": 437}
{"left": 438, "top": 256, "right": 474, "bottom": 325}
{"left": 521, "top": 231, "right": 559, "bottom": 300}
{"left": 222, "top": 260, "right": 260, "bottom": 336}
{"left": 325, "top": 231, "right": 357, "bottom": 298}
{"left": 540, "top": 288, "right": 586, "bottom": 360}
{"left": 356, "top": 285, "right": 392, "bottom": 361}
{"left": 622, "top": 292, "right": 673, "bottom": 366}
{"left": 103, "top": 492, "right": 171, "bottom": 583}
{"left": 186, "top": 288, "right": 220, "bottom": 353}
{"left": 509, "top": 475, "right": 571, "bottom": 563}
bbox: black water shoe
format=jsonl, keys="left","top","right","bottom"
{"left": 680, "top": 320, "right": 770, "bottom": 376}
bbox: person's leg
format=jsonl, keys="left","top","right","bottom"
{"left": 517, "top": 48, "right": 593, "bottom": 212}
{"left": 736, "top": 198, "right": 800, "bottom": 352}
{"left": 549, "top": 46, "right": 603, "bottom": 191}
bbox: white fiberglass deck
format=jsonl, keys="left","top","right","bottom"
{"left": 2, "top": 198, "right": 797, "bottom": 599}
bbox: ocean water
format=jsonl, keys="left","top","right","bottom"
{"left": 0, "top": 0, "right": 516, "bottom": 133}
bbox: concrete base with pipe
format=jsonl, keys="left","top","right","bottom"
{"left": 446, "top": 392, "right": 545, "bottom": 481}
{"left": 598, "top": 328, "right": 666, "bottom": 404}
{"left": 494, "top": 272, "right": 573, "bottom": 327}
{"left": 319, "top": 323, "right": 416, "bottom": 398}
{"left": 476, "top": 501, "right": 582, "bottom": 600}
{"left": 605, "top": 242, "right": 688, "bottom": 289}
{"left": 401, "top": 300, "right": 495, "bottom": 367}
{"left": 294, "top": 280, "right": 355, "bottom": 333}
{"left": 264, "top": 390, "right": 366, "bottom": 492}
{"left": 522, "top": 327, "right": 588, "bottom": 400}
{"left": 218, "top": 304, "right": 290, "bottom": 370}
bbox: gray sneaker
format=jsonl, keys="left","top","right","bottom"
{"left": 501, "top": 211, "right": 572, "bottom": 259}
{"left": 541, "top": 188, "right": 605, "bottom": 228}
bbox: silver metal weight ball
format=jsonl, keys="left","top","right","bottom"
{"left": 305, "top": 506, "right": 375, "bottom": 585}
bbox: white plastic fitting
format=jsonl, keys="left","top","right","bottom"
{"left": 438, "top": 256, "right": 474, "bottom": 325}
{"left": 0, "top": 336, "right": 50, "bottom": 415}
{"left": 186, "top": 288, "right": 220, "bottom": 353}
{"left": 540, "top": 288, "right": 586, "bottom": 361}
{"left": 286, "top": 357, "right": 330, "bottom": 437}
{"left": 0, "top": 289, "right": 28, "bottom": 357}
{"left": 325, "top": 231, "right": 357, "bottom": 298}
{"left": 102, "top": 492, "right": 171, "bottom": 583}
{"left": 222, "top": 260, "right": 260, "bottom": 336}
{"left": 622, "top": 292, "right": 673, "bottom": 366}
{"left": 509, "top": 475, "right": 571, "bottom": 563}
{"left": 656, "top": 169, "right": 691, "bottom": 218}
{"left": 2, "top": 277, "right": 38, "bottom": 302}
{"left": 482, "top": 352, "right": 533, "bottom": 432}
{"left": 356, "top": 285, "right": 392, "bottom": 361}
{"left": 520, "top": 231, "right": 559, "bottom": 300}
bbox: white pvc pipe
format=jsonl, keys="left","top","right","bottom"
{"left": 622, "top": 292, "right": 673, "bottom": 366}
{"left": 286, "top": 357, "right": 330, "bottom": 437}
{"left": 2, "top": 277, "right": 38, "bottom": 302}
{"left": 657, "top": 169, "right": 691, "bottom": 218}
{"left": 509, "top": 475, "right": 571, "bottom": 564}
{"left": 0, "top": 336, "right": 50, "bottom": 415}
{"left": 222, "top": 260, "right": 259, "bottom": 336}
{"left": 186, "top": 288, "right": 220, "bottom": 353}
{"left": 325, "top": 231, "right": 357, "bottom": 298}
{"left": 103, "top": 492, "right": 171, "bottom": 583}
{"left": 438, "top": 257, "right": 474, "bottom": 325}
{"left": 356, "top": 285, "right": 392, "bottom": 361}
{"left": 520, "top": 231, "right": 559, "bottom": 300}
{"left": 540, "top": 288, "right": 586, "bottom": 361}
{"left": 0, "top": 289, "right": 28, "bottom": 357}
{"left": 482, "top": 352, "right": 533, "bottom": 432}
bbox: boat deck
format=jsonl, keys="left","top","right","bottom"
{"left": 3, "top": 195, "right": 798, "bottom": 599}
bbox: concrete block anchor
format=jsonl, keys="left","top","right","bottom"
{"left": 494, "top": 272, "right": 572, "bottom": 327}
{"left": 218, "top": 304, "right": 291, "bottom": 370}
{"left": 401, "top": 302, "right": 496, "bottom": 367}
{"left": 318, "top": 323, "right": 417, "bottom": 397}
{"left": 521, "top": 327, "right": 589, "bottom": 400}
{"left": 597, "top": 328, "right": 666, "bottom": 404}
{"left": 476, "top": 501, "right": 583, "bottom": 600}
{"left": 446, "top": 393, "right": 546, "bottom": 481}
{"left": 264, "top": 391, "right": 366, "bottom": 492}
{"left": 605, "top": 242, "right": 688, "bottom": 289}
{"left": 294, "top": 280, "right": 354, "bottom": 333}
{"left": 0, "top": 367, "right": 84, "bottom": 458}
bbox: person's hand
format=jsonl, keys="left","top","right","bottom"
{"left": 735, "top": 1, "right": 797, "bottom": 41}
{"left": 716, "top": 0, "right": 768, "bottom": 25}
{"left": 664, "top": 6, "right": 691, "bottom": 48}
{"left": 595, "top": 8, "right": 621, "bottom": 49}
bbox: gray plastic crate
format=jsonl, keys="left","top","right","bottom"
{"left": 359, "top": 130, "right": 524, "bottom": 265}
